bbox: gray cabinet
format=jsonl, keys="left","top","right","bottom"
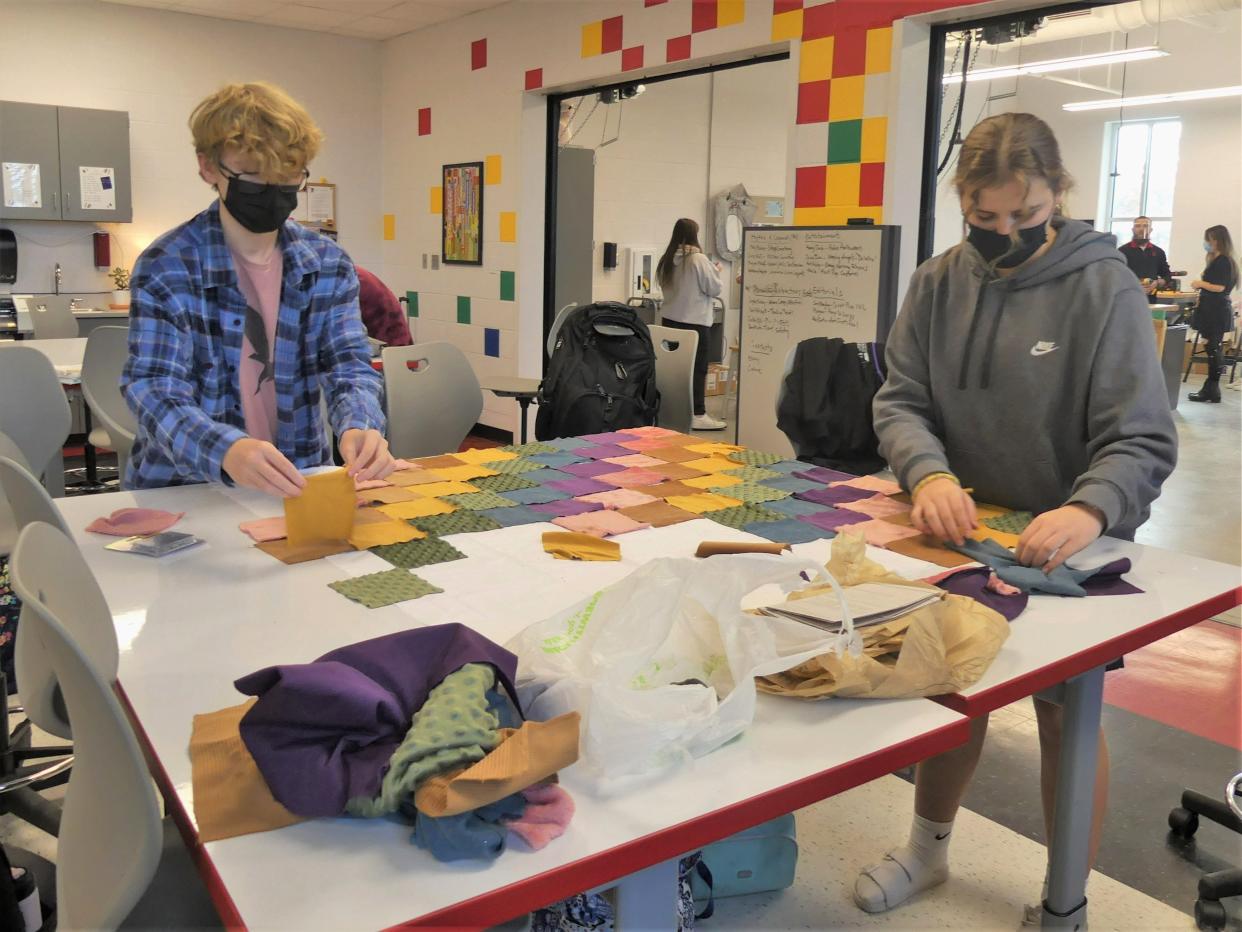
{"left": 0, "top": 101, "right": 132, "bottom": 222}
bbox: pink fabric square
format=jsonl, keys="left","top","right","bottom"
{"left": 576, "top": 489, "right": 658, "bottom": 510}
{"left": 551, "top": 510, "right": 650, "bottom": 538}
{"left": 844, "top": 519, "right": 923, "bottom": 548}
{"left": 602, "top": 453, "right": 664, "bottom": 468}
{"left": 595, "top": 468, "right": 666, "bottom": 488}
{"left": 620, "top": 426, "right": 681, "bottom": 438}
{"left": 86, "top": 508, "right": 184, "bottom": 537}
{"left": 239, "top": 516, "right": 287, "bottom": 542}
{"left": 354, "top": 478, "right": 392, "bottom": 491}
{"left": 838, "top": 494, "right": 913, "bottom": 519}
{"left": 391, "top": 459, "right": 416, "bottom": 470}
{"left": 833, "top": 475, "right": 903, "bottom": 496}
{"left": 616, "top": 437, "right": 675, "bottom": 452}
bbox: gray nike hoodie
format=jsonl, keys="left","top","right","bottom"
{"left": 873, "top": 218, "right": 1177, "bottom": 538}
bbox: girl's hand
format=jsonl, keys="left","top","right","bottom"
{"left": 911, "top": 477, "right": 977, "bottom": 546}
{"left": 1015, "top": 504, "right": 1105, "bottom": 572}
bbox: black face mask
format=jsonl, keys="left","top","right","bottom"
{"left": 222, "top": 181, "right": 298, "bottom": 234}
{"left": 967, "top": 221, "right": 1048, "bottom": 268}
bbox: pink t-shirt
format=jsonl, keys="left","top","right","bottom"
{"left": 231, "top": 248, "right": 283, "bottom": 444}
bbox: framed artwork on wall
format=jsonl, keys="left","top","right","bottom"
{"left": 442, "top": 161, "right": 484, "bottom": 266}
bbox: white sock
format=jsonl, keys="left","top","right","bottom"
{"left": 854, "top": 815, "right": 953, "bottom": 914}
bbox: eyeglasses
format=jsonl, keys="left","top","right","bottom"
{"left": 218, "top": 163, "right": 310, "bottom": 195}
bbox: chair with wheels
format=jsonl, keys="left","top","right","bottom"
{"left": 382, "top": 342, "right": 484, "bottom": 459}
{"left": 649, "top": 324, "right": 698, "bottom": 433}
{"left": 0, "top": 346, "right": 72, "bottom": 498}
{"left": 1168, "top": 773, "right": 1242, "bottom": 930}
{"left": 80, "top": 325, "right": 138, "bottom": 487}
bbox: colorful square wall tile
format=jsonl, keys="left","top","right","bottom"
{"left": 774, "top": 0, "right": 803, "bottom": 12}
{"left": 801, "top": 1, "right": 834, "bottom": 40}
{"left": 484, "top": 328, "right": 500, "bottom": 358}
{"left": 692, "top": 0, "right": 716, "bottom": 32}
{"left": 866, "top": 26, "right": 893, "bottom": 74}
{"left": 799, "top": 37, "right": 833, "bottom": 83}
{"left": 827, "top": 119, "right": 863, "bottom": 164}
{"left": 828, "top": 75, "right": 864, "bottom": 121}
{"left": 406, "top": 291, "right": 418, "bottom": 317}
{"left": 667, "top": 34, "right": 691, "bottom": 62}
{"left": 525, "top": 68, "right": 543, "bottom": 90}
{"left": 500, "top": 270, "right": 515, "bottom": 301}
{"left": 832, "top": 26, "right": 866, "bottom": 76}
{"left": 826, "top": 164, "right": 860, "bottom": 206}
{"left": 771, "top": 8, "right": 803, "bottom": 40}
{"left": 622, "top": 45, "right": 644, "bottom": 71}
{"left": 471, "top": 38, "right": 487, "bottom": 70}
{"left": 485, "top": 154, "right": 502, "bottom": 185}
{"left": 795, "top": 165, "right": 827, "bottom": 208}
{"left": 645, "top": 0, "right": 668, "bottom": 5}
{"left": 601, "top": 15, "right": 623, "bottom": 53}
{"left": 499, "top": 212, "right": 517, "bottom": 243}
{"left": 717, "top": 0, "right": 743, "bottom": 27}
{"left": 457, "top": 296, "right": 471, "bottom": 324}
{"left": 797, "top": 80, "right": 830, "bottom": 125}
{"left": 430, "top": 186, "right": 442, "bottom": 214}
{"left": 418, "top": 107, "right": 431, "bottom": 136}
{"left": 860, "top": 162, "right": 885, "bottom": 207}
{"left": 582, "top": 21, "right": 602, "bottom": 57}
{"left": 861, "top": 116, "right": 887, "bottom": 162}
{"left": 383, "top": 214, "right": 395, "bottom": 241}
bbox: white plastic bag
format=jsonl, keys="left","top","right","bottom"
{"left": 507, "top": 554, "right": 857, "bottom": 791}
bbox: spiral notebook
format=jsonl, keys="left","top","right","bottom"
{"left": 761, "top": 583, "right": 940, "bottom": 632}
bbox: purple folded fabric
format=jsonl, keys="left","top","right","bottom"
{"left": 796, "top": 508, "right": 870, "bottom": 532}
{"left": 546, "top": 477, "right": 614, "bottom": 496}
{"left": 795, "top": 485, "right": 877, "bottom": 506}
{"left": 558, "top": 460, "right": 620, "bottom": 479}
{"left": 571, "top": 443, "right": 635, "bottom": 460}
{"left": 792, "top": 466, "right": 857, "bottom": 484}
{"left": 1081, "top": 558, "right": 1144, "bottom": 596}
{"left": 932, "top": 566, "right": 1030, "bottom": 621}
{"left": 578, "top": 431, "right": 637, "bottom": 444}
{"left": 528, "top": 499, "right": 606, "bottom": 517}
{"left": 235, "top": 624, "right": 517, "bottom": 817}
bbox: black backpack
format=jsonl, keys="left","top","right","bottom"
{"left": 535, "top": 303, "right": 660, "bottom": 440}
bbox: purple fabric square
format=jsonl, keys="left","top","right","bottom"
{"left": 1082, "top": 559, "right": 1144, "bottom": 596}
{"left": 528, "top": 499, "right": 606, "bottom": 517}
{"left": 795, "top": 485, "right": 877, "bottom": 506}
{"left": 578, "top": 431, "right": 636, "bottom": 444}
{"left": 546, "top": 477, "right": 614, "bottom": 496}
{"left": 792, "top": 466, "right": 858, "bottom": 484}
{"left": 559, "top": 460, "right": 619, "bottom": 479}
{"left": 932, "top": 567, "right": 1029, "bottom": 621}
{"left": 572, "top": 443, "right": 636, "bottom": 460}
{"left": 796, "top": 508, "right": 870, "bottom": 532}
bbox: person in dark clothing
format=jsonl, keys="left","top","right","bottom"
{"left": 356, "top": 267, "right": 412, "bottom": 348}
{"left": 1188, "top": 224, "right": 1239, "bottom": 403}
{"left": 1118, "top": 216, "right": 1172, "bottom": 301}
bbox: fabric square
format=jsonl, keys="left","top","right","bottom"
{"left": 647, "top": 462, "right": 708, "bottom": 481}
{"left": 795, "top": 163, "right": 827, "bottom": 206}
{"left": 595, "top": 468, "right": 667, "bottom": 488}
{"left": 793, "top": 465, "right": 858, "bottom": 484}
{"left": 455, "top": 447, "right": 519, "bottom": 465}
{"left": 479, "top": 506, "right": 550, "bottom": 529}
{"left": 860, "top": 161, "right": 885, "bottom": 207}
{"left": 410, "top": 511, "right": 502, "bottom": 536}
{"left": 576, "top": 489, "right": 657, "bottom": 510}
{"left": 526, "top": 469, "right": 576, "bottom": 485}
{"left": 487, "top": 458, "right": 548, "bottom": 475}
{"left": 666, "top": 492, "right": 744, "bottom": 514}
{"left": 827, "top": 119, "right": 863, "bottom": 164}
{"left": 832, "top": 26, "right": 866, "bottom": 76}
{"left": 547, "top": 477, "right": 613, "bottom": 496}
{"left": 630, "top": 481, "right": 702, "bottom": 499}
{"left": 527, "top": 452, "right": 588, "bottom": 468}
{"left": 646, "top": 445, "right": 705, "bottom": 463}
{"left": 579, "top": 431, "right": 640, "bottom": 444}
{"left": 536, "top": 437, "right": 595, "bottom": 451}
{"left": 797, "top": 508, "right": 870, "bottom": 532}
{"left": 759, "top": 476, "right": 824, "bottom": 495}
{"left": 377, "top": 498, "right": 456, "bottom": 520}
{"left": 470, "top": 473, "right": 541, "bottom": 493}
{"left": 764, "top": 460, "right": 814, "bottom": 476}
{"left": 356, "top": 486, "right": 422, "bottom": 505}
{"left": 386, "top": 467, "right": 448, "bottom": 487}
{"left": 835, "top": 475, "right": 903, "bottom": 496}
{"left": 686, "top": 442, "right": 744, "bottom": 456}
{"left": 828, "top": 75, "right": 864, "bottom": 121}
{"left": 796, "top": 485, "right": 877, "bottom": 506}
{"left": 684, "top": 473, "right": 740, "bottom": 489}
{"left": 239, "top": 516, "right": 286, "bottom": 543}
{"left": 410, "top": 454, "right": 467, "bottom": 470}
{"left": 744, "top": 518, "right": 834, "bottom": 545}
{"left": 529, "top": 499, "right": 605, "bottom": 518}
{"left": 983, "top": 511, "right": 1035, "bottom": 535}
{"left": 348, "top": 518, "right": 426, "bottom": 550}
{"left": 443, "top": 490, "right": 518, "bottom": 511}
{"left": 502, "top": 486, "right": 571, "bottom": 506}
{"left": 683, "top": 456, "right": 742, "bottom": 474}
{"left": 410, "top": 481, "right": 481, "bottom": 498}
{"left": 559, "top": 460, "right": 620, "bottom": 479}
{"left": 618, "top": 501, "right": 697, "bottom": 528}
{"left": 705, "top": 504, "right": 785, "bottom": 529}
{"left": 602, "top": 453, "right": 664, "bottom": 468}
{"left": 838, "top": 494, "right": 912, "bottom": 519}
{"left": 619, "top": 426, "right": 685, "bottom": 438}
{"left": 845, "top": 519, "right": 922, "bottom": 548}
{"left": 256, "top": 539, "right": 353, "bottom": 565}
{"left": 717, "top": 482, "right": 792, "bottom": 504}
{"left": 370, "top": 538, "right": 466, "bottom": 570}
{"left": 970, "top": 526, "right": 1022, "bottom": 549}
{"left": 430, "top": 464, "right": 499, "bottom": 482}
{"left": 329, "top": 569, "right": 442, "bottom": 609}
{"left": 722, "top": 465, "right": 782, "bottom": 482}
{"left": 886, "top": 534, "right": 977, "bottom": 569}
{"left": 766, "top": 496, "right": 832, "bottom": 518}
{"left": 572, "top": 443, "right": 635, "bottom": 460}
{"left": 552, "top": 510, "right": 650, "bottom": 538}
{"left": 500, "top": 441, "right": 559, "bottom": 455}
{"left": 615, "top": 437, "right": 673, "bottom": 452}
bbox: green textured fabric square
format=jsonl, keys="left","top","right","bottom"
{"left": 983, "top": 511, "right": 1035, "bottom": 535}
{"left": 711, "top": 482, "right": 791, "bottom": 504}
{"left": 443, "top": 490, "right": 518, "bottom": 510}
{"left": 500, "top": 270, "right": 515, "bottom": 302}
{"left": 485, "top": 457, "right": 547, "bottom": 475}
{"left": 328, "top": 569, "right": 443, "bottom": 609}
{"left": 722, "top": 465, "right": 783, "bottom": 482}
{"left": 827, "top": 119, "right": 863, "bottom": 164}
{"left": 409, "top": 511, "right": 502, "bottom": 536}
{"left": 470, "top": 473, "right": 541, "bottom": 493}
{"left": 499, "top": 441, "right": 558, "bottom": 455}
{"left": 406, "top": 291, "right": 419, "bottom": 317}
{"left": 371, "top": 537, "right": 467, "bottom": 569}
{"left": 705, "top": 504, "right": 786, "bottom": 529}
{"left": 727, "top": 449, "right": 785, "bottom": 466}
{"left": 457, "top": 295, "right": 471, "bottom": 325}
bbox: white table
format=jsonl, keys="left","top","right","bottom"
{"left": 55, "top": 485, "right": 969, "bottom": 930}
{"left": 0, "top": 336, "right": 87, "bottom": 383}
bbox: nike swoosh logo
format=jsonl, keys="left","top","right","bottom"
{"left": 935, "top": 832, "right": 951, "bottom": 840}
{"left": 1030, "top": 346, "right": 1058, "bottom": 356}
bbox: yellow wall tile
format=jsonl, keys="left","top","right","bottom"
{"left": 771, "top": 9, "right": 803, "bottom": 42}
{"left": 828, "top": 75, "right": 864, "bottom": 121}
{"left": 793, "top": 206, "right": 833, "bottom": 226}
{"left": 718, "top": 0, "right": 744, "bottom": 27}
{"left": 383, "top": 213, "right": 395, "bottom": 240}
{"left": 485, "top": 154, "right": 502, "bottom": 185}
{"left": 826, "top": 163, "right": 861, "bottom": 206}
{"left": 865, "top": 26, "right": 893, "bottom": 74}
{"left": 824, "top": 207, "right": 854, "bottom": 225}
{"left": 429, "top": 186, "right": 442, "bottom": 214}
{"left": 799, "top": 37, "right": 834, "bottom": 83}
{"left": 861, "top": 117, "right": 888, "bottom": 162}
{"left": 581, "top": 21, "right": 602, "bottom": 58}
{"left": 499, "top": 211, "right": 517, "bottom": 243}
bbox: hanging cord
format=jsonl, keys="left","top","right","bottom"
{"left": 937, "top": 29, "right": 974, "bottom": 177}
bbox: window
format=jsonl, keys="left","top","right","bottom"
{"left": 1101, "top": 119, "right": 1181, "bottom": 252}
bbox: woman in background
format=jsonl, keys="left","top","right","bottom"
{"left": 656, "top": 218, "right": 725, "bottom": 431}
{"left": 1188, "top": 224, "right": 1238, "bottom": 403}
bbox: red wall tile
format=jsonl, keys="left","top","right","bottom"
{"left": 832, "top": 26, "right": 867, "bottom": 76}
{"left": 525, "top": 68, "right": 543, "bottom": 91}
{"left": 602, "top": 16, "right": 624, "bottom": 53}
{"left": 692, "top": 0, "right": 718, "bottom": 33}
{"left": 801, "top": 2, "right": 835, "bottom": 40}
{"left": 773, "top": 0, "right": 804, "bottom": 14}
{"left": 471, "top": 38, "right": 487, "bottom": 70}
{"left": 644, "top": 0, "right": 668, "bottom": 5}
{"left": 666, "top": 34, "right": 692, "bottom": 62}
{"left": 796, "top": 80, "right": 830, "bottom": 124}
{"left": 795, "top": 165, "right": 828, "bottom": 208}
{"left": 418, "top": 108, "right": 431, "bottom": 136}
{"left": 860, "top": 162, "right": 885, "bottom": 206}
{"left": 622, "top": 46, "right": 644, "bottom": 71}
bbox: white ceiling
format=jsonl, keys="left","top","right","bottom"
{"left": 98, "top": 0, "right": 511, "bottom": 40}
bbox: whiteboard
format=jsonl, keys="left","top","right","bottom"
{"left": 736, "top": 226, "right": 899, "bottom": 456}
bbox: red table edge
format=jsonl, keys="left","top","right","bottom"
{"left": 387, "top": 716, "right": 970, "bottom": 930}
{"left": 933, "top": 585, "right": 1242, "bottom": 717}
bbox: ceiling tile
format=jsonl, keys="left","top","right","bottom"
{"left": 335, "top": 14, "right": 408, "bottom": 37}
{"left": 297, "top": 0, "right": 403, "bottom": 14}
{"left": 254, "top": 3, "right": 354, "bottom": 28}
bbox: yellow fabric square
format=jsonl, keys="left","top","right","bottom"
{"left": 969, "top": 526, "right": 1021, "bottom": 549}
{"left": 861, "top": 117, "right": 887, "bottom": 162}
{"left": 799, "top": 37, "right": 833, "bottom": 83}
{"left": 284, "top": 469, "right": 355, "bottom": 547}
{"left": 430, "top": 464, "right": 499, "bottom": 482}
{"left": 683, "top": 473, "right": 741, "bottom": 489}
{"left": 485, "top": 154, "right": 502, "bottom": 185}
{"left": 828, "top": 75, "right": 864, "bottom": 121}
{"left": 794, "top": 206, "right": 833, "bottom": 226}
{"left": 499, "top": 211, "right": 517, "bottom": 243}
{"left": 377, "top": 498, "right": 456, "bottom": 520}
{"left": 429, "top": 186, "right": 442, "bottom": 214}
{"left": 382, "top": 214, "right": 395, "bottom": 241}
{"left": 453, "top": 448, "right": 518, "bottom": 465}
{"left": 686, "top": 441, "right": 744, "bottom": 455}
{"left": 717, "top": 0, "right": 744, "bottom": 27}
{"left": 581, "top": 21, "right": 602, "bottom": 57}
{"left": 683, "top": 457, "right": 742, "bottom": 474}
{"left": 665, "top": 493, "right": 744, "bottom": 514}
{"left": 826, "top": 163, "right": 861, "bottom": 207}
{"left": 865, "top": 26, "right": 893, "bottom": 74}
{"left": 348, "top": 518, "right": 427, "bottom": 550}
{"left": 410, "top": 481, "right": 480, "bottom": 498}
{"left": 771, "top": 9, "right": 802, "bottom": 41}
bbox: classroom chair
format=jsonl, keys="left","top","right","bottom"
{"left": 649, "top": 324, "right": 698, "bottom": 433}
{"left": 1168, "top": 772, "right": 1242, "bottom": 931}
{"left": 80, "top": 326, "right": 138, "bottom": 486}
{"left": 27, "top": 297, "right": 80, "bottom": 341}
{"left": 382, "top": 342, "right": 483, "bottom": 458}
{"left": 10, "top": 522, "right": 221, "bottom": 929}
{"left": 1182, "top": 319, "right": 1240, "bottom": 385}
{"left": 0, "top": 431, "right": 29, "bottom": 555}
{"left": 0, "top": 346, "right": 72, "bottom": 497}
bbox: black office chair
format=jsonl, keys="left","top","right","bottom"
{"left": 1168, "top": 772, "right": 1242, "bottom": 930}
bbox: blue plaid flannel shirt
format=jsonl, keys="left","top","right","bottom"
{"left": 122, "top": 202, "right": 385, "bottom": 489}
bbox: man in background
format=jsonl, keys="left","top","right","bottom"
{"left": 356, "top": 266, "right": 412, "bottom": 348}
{"left": 1119, "top": 216, "right": 1172, "bottom": 302}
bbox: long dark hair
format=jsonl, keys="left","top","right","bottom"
{"left": 657, "top": 218, "right": 701, "bottom": 290}
{"left": 1205, "top": 225, "right": 1238, "bottom": 291}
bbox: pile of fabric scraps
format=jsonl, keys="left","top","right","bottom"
{"left": 949, "top": 537, "right": 1143, "bottom": 597}
{"left": 188, "top": 623, "right": 581, "bottom": 863}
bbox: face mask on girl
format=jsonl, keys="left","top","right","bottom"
{"left": 966, "top": 221, "right": 1048, "bottom": 268}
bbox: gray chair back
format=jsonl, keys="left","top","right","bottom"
{"left": 29, "top": 297, "right": 80, "bottom": 340}
{"left": 649, "top": 324, "right": 698, "bottom": 433}
{"left": 381, "top": 342, "right": 483, "bottom": 459}
{"left": 80, "top": 326, "right": 138, "bottom": 484}
{"left": 0, "top": 345, "right": 72, "bottom": 482}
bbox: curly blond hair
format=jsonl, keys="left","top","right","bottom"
{"left": 189, "top": 82, "right": 322, "bottom": 179}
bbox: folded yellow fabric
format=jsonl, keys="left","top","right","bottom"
{"left": 542, "top": 531, "right": 621, "bottom": 561}
{"left": 376, "top": 498, "right": 456, "bottom": 520}
{"left": 348, "top": 517, "right": 427, "bottom": 549}
{"left": 284, "top": 469, "right": 355, "bottom": 546}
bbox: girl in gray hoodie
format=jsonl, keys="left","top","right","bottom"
{"left": 856, "top": 113, "right": 1176, "bottom": 919}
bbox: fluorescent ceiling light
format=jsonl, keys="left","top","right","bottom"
{"left": 1063, "top": 85, "right": 1242, "bottom": 111}
{"left": 943, "top": 46, "right": 1167, "bottom": 84}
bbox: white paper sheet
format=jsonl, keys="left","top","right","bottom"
{"left": 307, "top": 184, "right": 334, "bottom": 223}
{"left": 2, "top": 162, "right": 41, "bottom": 208}
{"left": 79, "top": 166, "right": 116, "bottom": 210}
